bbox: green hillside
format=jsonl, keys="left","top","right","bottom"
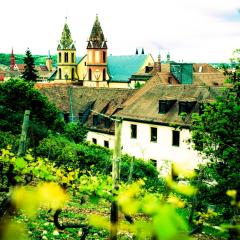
{"left": 0, "top": 53, "right": 57, "bottom": 67}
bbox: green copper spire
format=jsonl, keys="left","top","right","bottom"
{"left": 58, "top": 21, "right": 75, "bottom": 50}
{"left": 87, "top": 15, "right": 107, "bottom": 49}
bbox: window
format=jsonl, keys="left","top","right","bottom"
{"left": 150, "top": 127, "right": 157, "bottom": 142}
{"left": 103, "top": 51, "right": 106, "bottom": 63}
{"left": 71, "top": 68, "right": 74, "bottom": 80}
{"left": 131, "top": 124, "right": 137, "bottom": 139}
{"left": 104, "top": 118, "right": 112, "bottom": 128}
{"left": 71, "top": 53, "right": 74, "bottom": 63}
{"left": 159, "top": 101, "right": 167, "bottom": 114}
{"left": 64, "top": 52, "right": 68, "bottom": 63}
{"left": 150, "top": 159, "right": 157, "bottom": 168}
{"left": 59, "top": 68, "right": 62, "bottom": 79}
{"left": 89, "top": 69, "right": 92, "bottom": 80}
{"left": 159, "top": 100, "right": 176, "bottom": 114}
{"left": 92, "top": 138, "right": 97, "bottom": 144}
{"left": 93, "top": 115, "right": 99, "bottom": 126}
{"left": 103, "top": 69, "right": 106, "bottom": 81}
{"left": 58, "top": 52, "right": 61, "bottom": 63}
{"left": 179, "top": 102, "right": 187, "bottom": 114}
{"left": 84, "top": 62, "right": 86, "bottom": 66}
{"left": 179, "top": 101, "right": 196, "bottom": 115}
{"left": 172, "top": 130, "right": 180, "bottom": 146}
{"left": 104, "top": 140, "right": 109, "bottom": 148}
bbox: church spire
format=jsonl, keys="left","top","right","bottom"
{"left": 58, "top": 21, "right": 75, "bottom": 50}
{"left": 87, "top": 14, "right": 107, "bottom": 49}
{"left": 10, "top": 48, "right": 15, "bottom": 71}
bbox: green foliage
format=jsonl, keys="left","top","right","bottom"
{"left": 0, "top": 53, "right": 57, "bottom": 66}
{"left": 134, "top": 81, "right": 144, "bottom": 89}
{"left": 191, "top": 70, "right": 240, "bottom": 222}
{"left": 22, "top": 48, "right": 38, "bottom": 83}
{"left": 36, "top": 135, "right": 162, "bottom": 189}
{"left": 0, "top": 131, "right": 19, "bottom": 150}
{"left": 0, "top": 78, "right": 64, "bottom": 138}
{"left": 63, "top": 122, "right": 88, "bottom": 143}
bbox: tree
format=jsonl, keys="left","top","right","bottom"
{"left": 63, "top": 122, "right": 88, "bottom": 143}
{"left": 22, "top": 48, "right": 38, "bottom": 83}
{"left": 0, "top": 78, "right": 64, "bottom": 144}
{"left": 191, "top": 69, "right": 240, "bottom": 224}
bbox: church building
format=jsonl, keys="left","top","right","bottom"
{"left": 50, "top": 15, "right": 155, "bottom": 88}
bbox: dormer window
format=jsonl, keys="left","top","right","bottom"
{"left": 178, "top": 101, "right": 196, "bottom": 114}
{"left": 104, "top": 118, "right": 112, "bottom": 128}
{"left": 159, "top": 100, "right": 176, "bottom": 114}
{"left": 93, "top": 114, "right": 99, "bottom": 126}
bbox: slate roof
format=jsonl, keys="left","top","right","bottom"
{"left": 115, "top": 78, "right": 225, "bottom": 127}
{"left": 108, "top": 54, "right": 149, "bottom": 82}
{"left": 37, "top": 84, "right": 136, "bottom": 134}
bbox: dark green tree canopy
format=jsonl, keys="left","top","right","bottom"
{"left": 22, "top": 48, "right": 38, "bottom": 83}
{"left": 0, "top": 78, "right": 63, "bottom": 135}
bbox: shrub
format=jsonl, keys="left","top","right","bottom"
{"left": 36, "top": 135, "right": 164, "bottom": 190}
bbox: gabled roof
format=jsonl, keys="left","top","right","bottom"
{"left": 108, "top": 54, "right": 150, "bottom": 82}
{"left": 115, "top": 77, "right": 225, "bottom": 127}
{"left": 37, "top": 84, "right": 136, "bottom": 133}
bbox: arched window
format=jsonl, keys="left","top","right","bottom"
{"left": 103, "top": 69, "right": 106, "bottom": 81}
{"left": 89, "top": 69, "right": 92, "bottom": 81}
{"left": 59, "top": 52, "right": 62, "bottom": 63}
{"left": 103, "top": 51, "right": 106, "bottom": 63}
{"left": 64, "top": 52, "right": 68, "bottom": 63}
{"left": 72, "top": 68, "right": 74, "bottom": 80}
{"left": 71, "top": 53, "right": 74, "bottom": 63}
{"left": 59, "top": 68, "right": 62, "bottom": 79}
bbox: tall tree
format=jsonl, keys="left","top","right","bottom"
{"left": 22, "top": 48, "right": 38, "bottom": 83}
{"left": 191, "top": 68, "right": 240, "bottom": 224}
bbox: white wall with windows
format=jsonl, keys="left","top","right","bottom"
{"left": 121, "top": 120, "right": 203, "bottom": 173}
{"left": 87, "top": 131, "right": 115, "bottom": 149}
{"left": 86, "top": 120, "right": 203, "bottom": 174}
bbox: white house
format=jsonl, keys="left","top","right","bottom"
{"left": 38, "top": 77, "right": 224, "bottom": 173}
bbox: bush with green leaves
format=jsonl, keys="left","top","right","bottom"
{"left": 36, "top": 135, "right": 164, "bottom": 190}
{"left": 63, "top": 122, "right": 88, "bottom": 143}
{"left": 0, "top": 131, "right": 19, "bottom": 150}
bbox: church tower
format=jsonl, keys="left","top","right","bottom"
{"left": 86, "top": 15, "right": 108, "bottom": 87}
{"left": 57, "top": 19, "right": 77, "bottom": 83}
{"left": 10, "top": 48, "right": 15, "bottom": 71}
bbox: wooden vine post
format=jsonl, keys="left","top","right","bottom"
{"left": 110, "top": 117, "right": 122, "bottom": 240}
{"left": 17, "top": 110, "right": 30, "bottom": 157}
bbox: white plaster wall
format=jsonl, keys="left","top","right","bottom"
{"left": 87, "top": 131, "right": 115, "bottom": 149}
{"left": 121, "top": 121, "right": 203, "bottom": 172}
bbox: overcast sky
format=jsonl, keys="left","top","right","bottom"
{"left": 0, "top": 0, "right": 239, "bottom": 62}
